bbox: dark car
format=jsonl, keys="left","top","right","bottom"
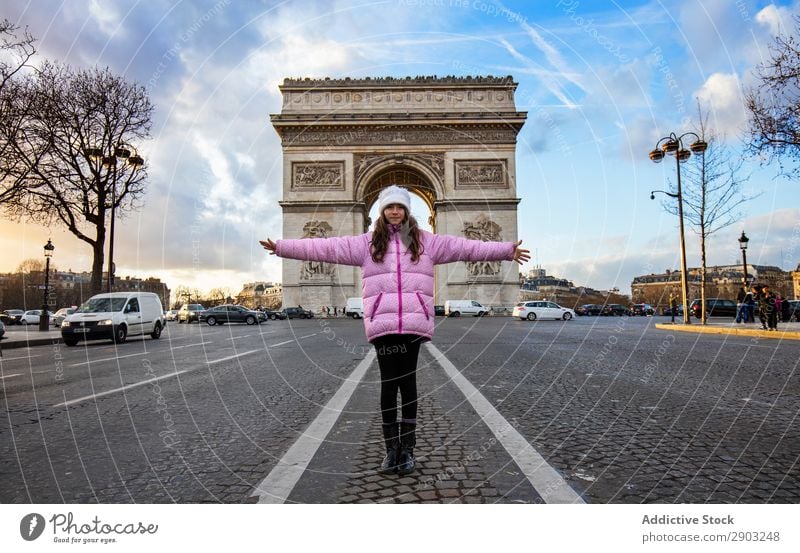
{"left": 787, "top": 300, "right": 800, "bottom": 322}
{"left": 631, "top": 303, "right": 655, "bottom": 316}
{"left": 178, "top": 303, "right": 206, "bottom": 323}
{"left": 283, "top": 307, "right": 314, "bottom": 319}
{"left": 690, "top": 298, "right": 737, "bottom": 319}
{"left": 580, "top": 304, "right": 604, "bottom": 316}
{"left": 0, "top": 319, "right": 5, "bottom": 340}
{"left": 200, "top": 304, "right": 266, "bottom": 326}
{"left": 1, "top": 309, "right": 24, "bottom": 325}
{"left": 603, "top": 304, "right": 631, "bottom": 316}
{"left": 434, "top": 305, "right": 445, "bottom": 316}
{"left": 263, "top": 309, "right": 287, "bottom": 320}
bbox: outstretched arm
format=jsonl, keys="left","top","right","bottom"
{"left": 430, "top": 234, "right": 531, "bottom": 265}
{"left": 259, "top": 234, "right": 369, "bottom": 267}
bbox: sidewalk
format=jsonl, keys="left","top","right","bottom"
{"left": 654, "top": 319, "right": 800, "bottom": 341}
{"left": 0, "top": 327, "right": 62, "bottom": 351}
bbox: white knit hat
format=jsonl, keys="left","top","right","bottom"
{"left": 377, "top": 185, "right": 411, "bottom": 214}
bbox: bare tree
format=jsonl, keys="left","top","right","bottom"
{"left": 0, "top": 19, "right": 36, "bottom": 205}
{"left": 745, "top": 15, "right": 800, "bottom": 177}
{"left": 664, "top": 108, "right": 754, "bottom": 323}
{"left": 208, "top": 287, "right": 232, "bottom": 305}
{"left": 2, "top": 61, "right": 153, "bottom": 295}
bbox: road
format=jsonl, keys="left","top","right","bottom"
{"left": 1, "top": 315, "right": 797, "bottom": 503}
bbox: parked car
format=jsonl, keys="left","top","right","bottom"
{"left": 444, "top": 300, "right": 488, "bottom": 317}
{"left": 0, "top": 319, "right": 5, "bottom": 340}
{"left": 660, "top": 305, "right": 684, "bottom": 316}
{"left": 690, "top": 298, "right": 737, "bottom": 319}
{"left": 178, "top": 303, "right": 206, "bottom": 323}
{"left": 602, "top": 304, "right": 631, "bottom": 316}
{"left": 20, "top": 310, "right": 55, "bottom": 325}
{"left": 263, "top": 309, "right": 287, "bottom": 320}
{"left": 434, "top": 305, "right": 445, "bottom": 317}
{"left": 345, "top": 297, "right": 363, "bottom": 319}
{"left": 579, "top": 304, "right": 604, "bottom": 316}
{"left": 512, "top": 301, "right": 576, "bottom": 321}
{"left": 788, "top": 300, "right": 800, "bottom": 322}
{"left": 1, "top": 309, "right": 25, "bottom": 325}
{"left": 61, "top": 292, "right": 165, "bottom": 346}
{"left": 283, "top": 307, "right": 314, "bottom": 319}
{"left": 630, "top": 303, "right": 655, "bottom": 316}
{"left": 52, "top": 307, "right": 77, "bottom": 327}
{"left": 200, "top": 304, "right": 266, "bottom": 326}
{"left": 165, "top": 309, "right": 178, "bottom": 321}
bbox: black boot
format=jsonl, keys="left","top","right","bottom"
{"left": 397, "top": 421, "right": 417, "bottom": 475}
{"left": 379, "top": 423, "right": 400, "bottom": 474}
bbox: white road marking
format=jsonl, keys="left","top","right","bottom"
{"left": 206, "top": 350, "right": 260, "bottom": 365}
{"left": 426, "top": 343, "right": 585, "bottom": 504}
{"left": 250, "top": 350, "right": 376, "bottom": 504}
{"left": 0, "top": 373, "right": 22, "bottom": 380}
{"left": 69, "top": 352, "right": 149, "bottom": 367}
{"left": 270, "top": 340, "right": 295, "bottom": 347}
{"left": 54, "top": 370, "right": 189, "bottom": 408}
{"left": 170, "top": 341, "right": 214, "bottom": 350}
{"left": 0, "top": 355, "right": 40, "bottom": 361}
{"left": 297, "top": 333, "right": 318, "bottom": 340}
{"left": 228, "top": 334, "right": 254, "bottom": 340}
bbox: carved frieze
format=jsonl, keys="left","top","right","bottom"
{"left": 279, "top": 126, "right": 519, "bottom": 147}
{"left": 455, "top": 160, "right": 508, "bottom": 189}
{"left": 463, "top": 214, "right": 504, "bottom": 278}
{"left": 300, "top": 221, "right": 336, "bottom": 281}
{"left": 291, "top": 162, "right": 345, "bottom": 190}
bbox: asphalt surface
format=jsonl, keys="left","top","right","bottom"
{"left": 1, "top": 315, "right": 798, "bottom": 503}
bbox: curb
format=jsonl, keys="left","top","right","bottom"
{"left": 654, "top": 323, "right": 800, "bottom": 341}
{"left": 0, "top": 336, "right": 63, "bottom": 350}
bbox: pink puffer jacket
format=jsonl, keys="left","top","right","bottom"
{"left": 275, "top": 225, "right": 516, "bottom": 342}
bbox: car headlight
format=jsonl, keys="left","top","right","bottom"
{"left": 98, "top": 319, "right": 113, "bottom": 326}
{"left": 61, "top": 321, "right": 70, "bottom": 328}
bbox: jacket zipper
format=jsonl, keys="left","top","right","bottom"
{"left": 416, "top": 291, "right": 429, "bottom": 320}
{"left": 395, "top": 235, "right": 403, "bottom": 333}
{"left": 370, "top": 292, "right": 383, "bottom": 321}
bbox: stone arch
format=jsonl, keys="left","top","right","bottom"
{"left": 271, "top": 76, "right": 526, "bottom": 311}
{"left": 357, "top": 161, "right": 441, "bottom": 230}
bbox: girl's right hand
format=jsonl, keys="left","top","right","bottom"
{"left": 259, "top": 239, "right": 277, "bottom": 255}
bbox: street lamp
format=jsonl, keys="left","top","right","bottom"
{"left": 84, "top": 144, "right": 144, "bottom": 292}
{"left": 39, "top": 239, "right": 54, "bottom": 331}
{"left": 738, "top": 231, "right": 749, "bottom": 286}
{"left": 648, "top": 131, "right": 707, "bottom": 325}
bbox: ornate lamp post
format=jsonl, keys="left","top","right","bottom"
{"left": 738, "top": 231, "right": 749, "bottom": 286}
{"left": 39, "top": 239, "right": 54, "bottom": 331}
{"left": 648, "top": 131, "right": 707, "bottom": 325}
{"left": 84, "top": 144, "right": 144, "bottom": 292}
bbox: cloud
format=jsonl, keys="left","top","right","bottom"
{"left": 694, "top": 72, "right": 747, "bottom": 138}
{"left": 755, "top": 3, "right": 796, "bottom": 36}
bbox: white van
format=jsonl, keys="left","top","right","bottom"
{"left": 444, "top": 299, "right": 488, "bottom": 317}
{"left": 61, "top": 292, "right": 165, "bottom": 346}
{"left": 345, "top": 297, "right": 363, "bottom": 319}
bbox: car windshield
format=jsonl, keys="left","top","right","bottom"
{"left": 77, "top": 297, "right": 127, "bottom": 313}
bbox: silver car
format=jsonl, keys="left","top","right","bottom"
{"left": 52, "top": 307, "right": 77, "bottom": 327}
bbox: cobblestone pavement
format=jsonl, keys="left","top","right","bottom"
{"left": 2, "top": 316, "right": 798, "bottom": 503}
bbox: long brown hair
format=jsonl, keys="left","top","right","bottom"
{"left": 370, "top": 209, "right": 424, "bottom": 263}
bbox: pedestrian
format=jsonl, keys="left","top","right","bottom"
{"left": 759, "top": 285, "right": 778, "bottom": 331}
{"left": 735, "top": 287, "right": 747, "bottom": 324}
{"left": 779, "top": 294, "right": 791, "bottom": 322}
{"left": 752, "top": 284, "right": 765, "bottom": 328}
{"left": 669, "top": 292, "right": 678, "bottom": 324}
{"left": 333, "top": 306, "right": 338, "bottom": 317}
{"left": 743, "top": 287, "right": 755, "bottom": 323}
{"left": 260, "top": 185, "right": 530, "bottom": 475}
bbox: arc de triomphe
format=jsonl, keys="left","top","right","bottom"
{"left": 270, "top": 76, "right": 527, "bottom": 311}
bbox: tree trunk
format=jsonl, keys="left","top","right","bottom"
{"left": 90, "top": 225, "right": 106, "bottom": 296}
{"left": 700, "top": 238, "right": 707, "bottom": 325}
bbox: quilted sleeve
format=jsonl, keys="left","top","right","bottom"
{"left": 275, "top": 234, "right": 370, "bottom": 267}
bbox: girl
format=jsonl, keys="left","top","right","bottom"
{"left": 260, "top": 185, "right": 530, "bottom": 475}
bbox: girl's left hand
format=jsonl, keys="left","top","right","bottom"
{"left": 259, "top": 239, "right": 277, "bottom": 255}
{"left": 513, "top": 240, "right": 531, "bottom": 265}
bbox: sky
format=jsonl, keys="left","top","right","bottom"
{"left": 2, "top": 0, "right": 799, "bottom": 299}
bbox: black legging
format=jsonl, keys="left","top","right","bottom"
{"left": 373, "top": 334, "right": 424, "bottom": 424}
